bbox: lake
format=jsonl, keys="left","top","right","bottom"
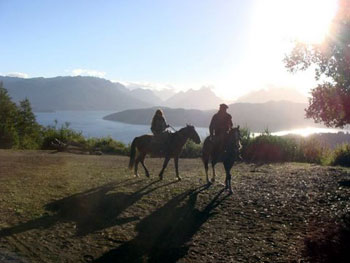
{"left": 34, "top": 111, "right": 210, "bottom": 144}
{"left": 34, "top": 111, "right": 349, "bottom": 144}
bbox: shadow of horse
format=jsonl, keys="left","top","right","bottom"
{"left": 0, "top": 179, "right": 179, "bottom": 238}
{"left": 339, "top": 180, "right": 350, "bottom": 188}
{"left": 95, "top": 185, "right": 230, "bottom": 263}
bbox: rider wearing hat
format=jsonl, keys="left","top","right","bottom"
{"left": 209, "top": 103, "right": 233, "bottom": 138}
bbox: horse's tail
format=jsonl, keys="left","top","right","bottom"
{"left": 128, "top": 137, "right": 138, "bottom": 170}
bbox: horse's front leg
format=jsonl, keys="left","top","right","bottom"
{"left": 226, "top": 172, "right": 233, "bottom": 194}
{"left": 174, "top": 157, "right": 181, "bottom": 181}
{"left": 211, "top": 160, "right": 217, "bottom": 183}
{"left": 159, "top": 156, "right": 171, "bottom": 180}
{"left": 203, "top": 158, "right": 210, "bottom": 184}
{"left": 224, "top": 161, "right": 233, "bottom": 194}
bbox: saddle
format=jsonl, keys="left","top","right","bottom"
{"left": 151, "top": 132, "right": 171, "bottom": 154}
{"left": 210, "top": 133, "right": 228, "bottom": 150}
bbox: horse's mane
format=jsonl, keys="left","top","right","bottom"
{"left": 177, "top": 124, "right": 194, "bottom": 134}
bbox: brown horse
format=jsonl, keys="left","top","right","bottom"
{"left": 202, "top": 126, "right": 241, "bottom": 193}
{"left": 129, "top": 125, "right": 201, "bottom": 180}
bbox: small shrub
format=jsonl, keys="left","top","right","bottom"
{"left": 86, "top": 137, "right": 130, "bottom": 155}
{"left": 180, "top": 140, "right": 202, "bottom": 158}
{"left": 41, "top": 122, "right": 85, "bottom": 150}
{"left": 297, "top": 138, "right": 329, "bottom": 164}
{"left": 242, "top": 134, "right": 298, "bottom": 163}
{"left": 332, "top": 144, "right": 350, "bottom": 167}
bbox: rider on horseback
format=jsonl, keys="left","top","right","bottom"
{"left": 151, "top": 109, "right": 170, "bottom": 153}
{"left": 151, "top": 109, "right": 169, "bottom": 136}
{"left": 209, "top": 103, "right": 233, "bottom": 151}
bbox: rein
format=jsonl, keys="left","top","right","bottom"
{"left": 168, "top": 125, "right": 177, "bottom": 132}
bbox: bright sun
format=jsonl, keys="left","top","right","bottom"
{"left": 215, "top": 0, "right": 338, "bottom": 100}
{"left": 252, "top": 0, "right": 338, "bottom": 44}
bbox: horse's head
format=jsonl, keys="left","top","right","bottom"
{"left": 183, "top": 124, "right": 201, "bottom": 144}
{"left": 228, "top": 125, "right": 242, "bottom": 152}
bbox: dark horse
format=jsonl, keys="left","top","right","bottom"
{"left": 202, "top": 126, "right": 241, "bottom": 193}
{"left": 129, "top": 125, "right": 201, "bottom": 180}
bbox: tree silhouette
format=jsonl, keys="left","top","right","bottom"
{"left": 0, "top": 82, "right": 19, "bottom": 148}
{"left": 284, "top": 0, "right": 350, "bottom": 127}
{"left": 17, "top": 98, "right": 42, "bottom": 148}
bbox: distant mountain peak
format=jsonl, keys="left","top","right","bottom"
{"left": 236, "top": 87, "right": 308, "bottom": 104}
{"left": 165, "top": 86, "right": 223, "bottom": 110}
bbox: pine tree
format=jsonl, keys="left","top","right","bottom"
{"left": 17, "top": 98, "right": 42, "bottom": 148}
{"left": 0, "top": 82, "right": 19, "bottom": 148}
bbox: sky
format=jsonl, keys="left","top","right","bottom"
{"left": 0, "top": 0, "right": 338, "bottom": 100}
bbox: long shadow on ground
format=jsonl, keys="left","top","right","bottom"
{"left": 0, "top": 178, "right": 178, "bottom": 237}
{"left": 303, "top": 213, "right": 350, "bottom": 263}
{"left": 95, "top": 184, "right": 230, "bottom": 263}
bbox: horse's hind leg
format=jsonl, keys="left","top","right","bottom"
{"left": 174, "top": 157, "right": 181, "bottom": 181}
{"left": 134, "top": 154, "right": 140, "bottom": 177}
{"left": 140, "top": 153, "right": 150, "bottom": 178}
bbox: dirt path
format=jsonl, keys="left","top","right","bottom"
{"left": 0, "top": 150, "right": 349, "bottom": 262}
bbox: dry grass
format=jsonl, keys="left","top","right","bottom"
{"left": 0, "top": 150, "right": 349, "bottom": 262}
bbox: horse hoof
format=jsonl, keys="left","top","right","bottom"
{"left": 211, "top": 178, "right": 216, "bottom": 183}
{"left": 134, "top": 174, "right": 139, "bottom": 177}
{"left": 159, "top": 174, "right": 163, "bottom": 180}
{"left": 177, "top": 177, "right": 182, "bottom": 181}
{"left": 146, "top": 173, "right": 150, "bottom": 178}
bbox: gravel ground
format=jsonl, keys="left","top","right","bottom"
{"left": 0, "top": 150, "right": 349, "bottom": 262}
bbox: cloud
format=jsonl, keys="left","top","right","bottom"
{"left": 71, "top": 69, "right": 106, "bottom": 78}
{"left": 6, "top": 72, "right": 29, "bottom": 78}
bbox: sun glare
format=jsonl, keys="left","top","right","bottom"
{"left": 272, "top": 127, "right": 345, "bottom": 137}
{"left": 252, "top": 0, "right": 338, "bottom": 44}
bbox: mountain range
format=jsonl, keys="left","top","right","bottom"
{"left": 0, "top": 76, "right": 149, "bottom": 111}
{"left": 0, "top": 76, "right": 224, "bottom": 111}
{"left": 0, "top": 75, "right": 309, "bottom": 112}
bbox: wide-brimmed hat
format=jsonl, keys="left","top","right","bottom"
{"left": 219, "top": 103, "right": 229, "bottom": 109}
